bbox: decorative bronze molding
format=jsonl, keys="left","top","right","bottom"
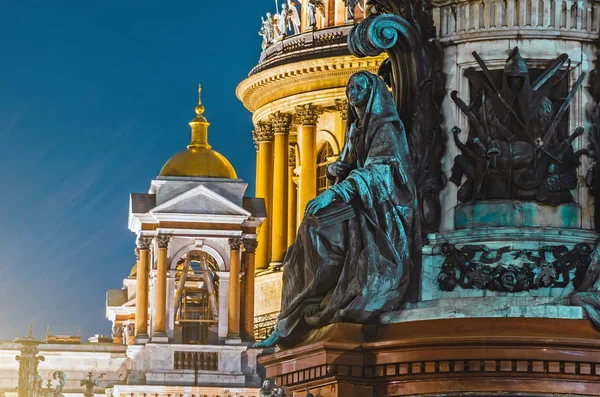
{"left": 438, "top": 242, "right": 593, "bottom": 292}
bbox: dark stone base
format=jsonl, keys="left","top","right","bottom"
{"left": 259, "top": 318, "right": 600, "bottom": 396}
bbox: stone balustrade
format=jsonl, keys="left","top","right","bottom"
{"left": 174, "top": 351, "right": 218, "bottom": 371}
{"left": 432, "top": 0, "right": 600, "bottom": 42}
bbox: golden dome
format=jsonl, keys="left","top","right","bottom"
{"left": 159, "top": 85, "right": 237, "bottom": 179}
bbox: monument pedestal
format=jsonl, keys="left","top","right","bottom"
{"left": 260, "top": 319, "right": 600, "bottom": 396}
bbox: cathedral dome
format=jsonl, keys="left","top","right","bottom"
{"left": 159, "top": 85, "right": 237, "bottom": 179}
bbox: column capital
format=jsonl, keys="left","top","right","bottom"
{"left": 156, "top": 235, "right": 170, "bottom": 249}
{"left": 296, "top": 103, "right": 323, "bottom": 126}
{"left": 269, "top": 111, "right": 293, "bottom": 134}
{"left": 335, "top": 98, "right": 348, "bottom": 121}
{"left": 229, "top": 238, "right": 243, "bottom": 250}
{"left": 243, "top": 239, "right": 259, "bottom": 254}
{"left": 112, "top": 324, "right": 124, "bottom": 338}
{"left": 288, "top": 145, "right": 297, "bottom": 168}
{"left": 253, "top": 122, "right": 274, "bottom": 143}
{"left": 137, "top": 237, "right": 153, "bottom": 250}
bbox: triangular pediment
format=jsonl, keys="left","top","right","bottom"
{"left": 150, "top": 185, "right": 251, "bottom": 217}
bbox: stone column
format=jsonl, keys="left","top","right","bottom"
{"left": 152, "top": 235, "right": 169, "bottom": 342}
{"left": 242, "top": 238, "right": 258, "bottom": 341}
{"left": 135, "top": 236, "right": 152, "bottom": 344}
{"left": 166, "top": 270, "right": 177, "bottom": 340}
{"left": 270, "top": 112, "right": 293, "bottom": 265}
{"left": 296, "top": 104, "right": 323, "bottom": 219}
{"left": 253, "top": 123, "right": 274, "bottom": 270}
{"left": 288, "top": 146, "right": 298, "bottom": 245}
{"left": 227, "top": 238, "right": 243, "bottom": 339}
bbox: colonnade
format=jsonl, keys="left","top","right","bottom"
{"left": 253, "top": 101, "right": 347, "bottom": 270}
{"left": 132, "top": 235, "right": 259, "bottom": 343}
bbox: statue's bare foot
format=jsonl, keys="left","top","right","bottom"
{"left": 254, "top": 328, "right": 281, "bottom": 348}
{"left": 301, "top": 304, "right": 321, "bottom": 317}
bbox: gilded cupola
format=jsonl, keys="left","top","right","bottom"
{"left": 159, "top": 85, "right": 237, "bottom": 179}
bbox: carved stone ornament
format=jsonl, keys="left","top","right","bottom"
{"left": 438, "top": 242, "right": 593, "bottom": 293}
{"left": 269, "top": 111, "right": 293, "bottom": 134}
{"left": 137, "top": 237, "right": 153, "bottom": 250}
{"left": 288, "top": 146, "right": 297, "bottom": 168}
{"left": 156, "top": 235, "right": 170, "bottom": 249}
{"left": 126, "top": 323, "right": 135, "bottom": 336}
{"left": 243, "top": 239, "right": 259, "bottom": 254}
{"left": 295, "top": 104, "right": 323, "bottom": 126}
{"left": 229, "top": 238, "right": 243, "bottom": 251}
{"left": 449, "top": 48, "right": 587, "bottom": 205}
{"left": 253, "top": 122, "right": 274, "bottom": 143}
{"left": 134, "top": 248, "right": 140, "bottom": 261}
{"left": 335, "top": 98, "right": 348, "bottom": 121}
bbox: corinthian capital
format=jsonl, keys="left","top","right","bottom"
{"left": 156, "top": 235, "right": 170, "bottom": 249}
{"left": 296, "top": 104, "right": 323, "bottom": 126}
{"left": 229, "top": 238, "right": 243, "bottom": 250}
{"left": 137, "top": 237, "right": 153, "bottom": 250}
{"left": 269, "top": 112, "right": 293, "bottom": 134}
{"left": 335, "top": 99, "right": 348, "bottom": 121}
{"left": 243, "top": 239, "right": 259, "bottom": 254}
{"left": 253, "top": 122, "right": 274, "bottom": 143}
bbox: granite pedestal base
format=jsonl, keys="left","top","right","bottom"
{"left": 259, "top": 319, "right": 600, "bottom": 396}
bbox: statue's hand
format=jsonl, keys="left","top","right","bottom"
{"left": 305, "top": 190, "right": 337, "bottom": 218}
{"left": 327, "top": 160, "right": 352, "bottom": 178}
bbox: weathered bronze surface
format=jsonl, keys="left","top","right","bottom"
{"left": 450, "top": 48, "right": 587, "bottom": 205}
{"left": 257, "top": 71, "right": 416, "bottom": 348}
{"left": 571, "top": 244, "right": 600, "bottom": 330}
{"left": 438, "top": 242, "right": 593, "bottom": 292}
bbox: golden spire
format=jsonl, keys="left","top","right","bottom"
{"left": 188, "top": 83, "right": 211, "bottom": 149}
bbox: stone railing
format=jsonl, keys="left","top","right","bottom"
{"left": 174, "top": 351, "right": 218, "bottom": 371}
{"left": 432, "top": 0, "right": 600, "bottom": 42}
{"left": 250, "top": 25, "right": 353, "bottom": 75}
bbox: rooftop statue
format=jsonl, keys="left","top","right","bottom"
{"left": 256, "top": 71, "right": 416, "bottom": 348}
{"left": 300, "top": 0, "right": 325, "bottom": 29}
{"left": 284, "top": 1, "right": 301, "bottom": 35}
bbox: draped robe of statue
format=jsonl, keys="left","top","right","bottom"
{"left": 261, "top": 71, "right": 416, "bottom": 347}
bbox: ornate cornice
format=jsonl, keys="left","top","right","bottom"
{"left": 335, "top": 98, "right": 348, "bottom": 121}
{"left": 253, "top": 122, "right": 274, "bottom": 143}
{"left": 243, "top": 239, "right": 259, "bottom": 254}
{"left": 156, "top": 235, "right": 170, "bottom": 249}
{"left": 236, "top": 54, "right": 388, "bottom": 115}
{"left": 229, "top": 238, "right": 243, "bottom": 251}
{"left": 269, "top": 112, "right": 293, "bottom": 134}
{"left": 296, "top": 104, "right": 323, "bottom": 126}
{"left": 137, "top": 237, "right": 152, "bottom": 250}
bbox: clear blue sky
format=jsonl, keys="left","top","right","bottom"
{"left": 0, "top": 0, "right": 275, "bottom": 340}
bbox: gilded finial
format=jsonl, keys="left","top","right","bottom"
{"left": 195, "top": 83, "right": 205, "bottom": 118}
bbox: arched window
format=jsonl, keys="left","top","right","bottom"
{"left": 317, "top": 142, "right": 334, "bottom": 194}
{"left": 175, "top": 251, "right": 220, "bottom": 344}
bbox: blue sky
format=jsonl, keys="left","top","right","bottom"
{"left": 0, "top": 0, "right": 275, "bottom": 340}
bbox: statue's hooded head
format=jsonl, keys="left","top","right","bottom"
{"left": 346, "top": 71, "right": 402, "bottom": 131}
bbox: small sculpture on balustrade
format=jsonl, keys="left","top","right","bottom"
{"left": 449, "top": 47, "right": 587, "bottom": 205}
{"left": 259, "top": 16, "right": 272, "bottom": 50}
{"left": 301, "top": 0, "right": 325, "bottom": 29}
